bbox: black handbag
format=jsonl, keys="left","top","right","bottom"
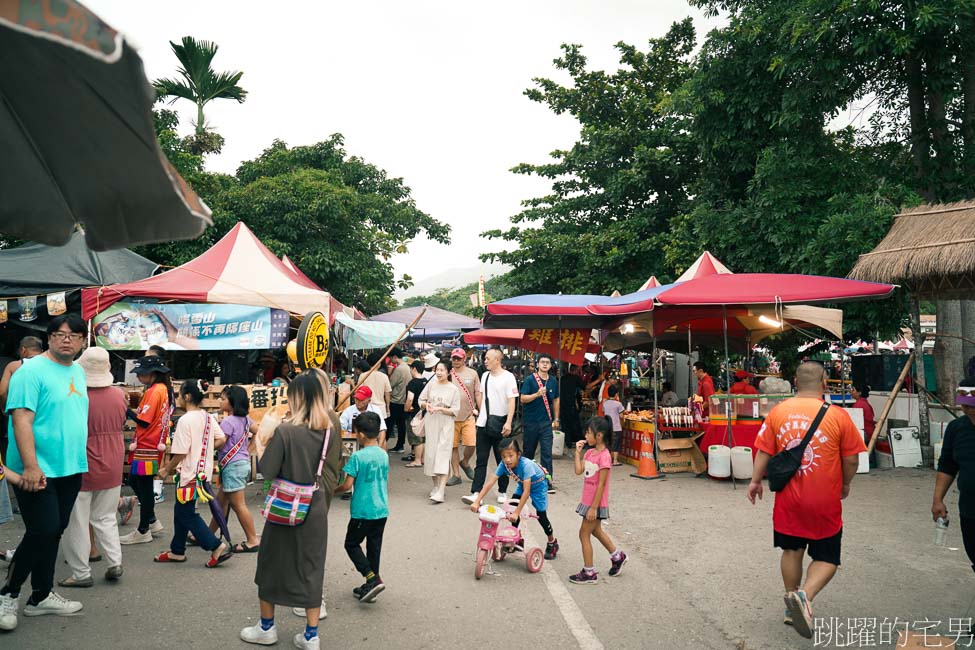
{"left": 482, "top": 372, "right": 508, "bottom": 436}
{"left": 767, "top": 402, "right": 830, "bottom": 492}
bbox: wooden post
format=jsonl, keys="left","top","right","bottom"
{"left": 911, "top": 296, "right": 932, "bottom": 447}
{"left": 866, "top": 349, "right": 916, "bottom": 454}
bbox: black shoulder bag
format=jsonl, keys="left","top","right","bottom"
{"left": 767, "top": 402, "right": 830, "bottom": 492}
{"left": 482, "top": 373, "right": 508, "bottom": 436}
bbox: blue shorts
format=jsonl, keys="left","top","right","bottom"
{"left": 512, "top": 485, "right": 548, "bottom": 512}
{"left": 220, "top": 459, "right": 251, "bottom": 492}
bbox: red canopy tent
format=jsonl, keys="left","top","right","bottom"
{"left": 82, "top": 223, "right": 330, "bottom": 320}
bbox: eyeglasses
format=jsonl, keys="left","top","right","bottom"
{"left": 957, "top": 389, "right": 975, "bottom": 397}
{"left": 49, "top": 332, "right": 85, "bottom": 342}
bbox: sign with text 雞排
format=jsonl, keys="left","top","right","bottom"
{"left": 520, "top": 328, "right": 590, "bottom": 365}
{"left": 92, "top": 301, "right": 290, "bottom": 351}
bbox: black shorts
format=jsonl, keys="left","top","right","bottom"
{"left": 774, "top": 528, "right": 843, "bottom": 566}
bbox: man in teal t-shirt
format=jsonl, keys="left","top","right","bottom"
{"left": 1, "top": 314, "right": 90, "bottom": 630}
{"left": 335, "top": 411, "right": 388, "bottom": 604}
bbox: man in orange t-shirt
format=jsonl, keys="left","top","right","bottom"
{"left": 748, "top": 362, "right": 865, "bottom": 639}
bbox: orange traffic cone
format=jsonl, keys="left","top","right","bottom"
{"left": 631, "top": 433, "right": 662, "bottom": 480}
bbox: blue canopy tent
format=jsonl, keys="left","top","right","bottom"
{"left": 371, "top": 305, "right": 480, "bottom": 342}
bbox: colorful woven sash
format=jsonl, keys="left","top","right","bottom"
{"left": 218, "top": 419, "right": 250, "bottom": 469}
{"left": 130, "top": 449, "right": 159, "bottom": 476}
{"left": 175, "top": 413, "right": 216, "bottom": 504}
{"left": 262, "top": 427, "right": 331, "bottom": 527}
{"left": 533, "top": 373, "right": 553, "bottom": 421}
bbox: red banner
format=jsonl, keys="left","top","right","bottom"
{"left": 520, "top": 328, "right": 590, "bottom": 365}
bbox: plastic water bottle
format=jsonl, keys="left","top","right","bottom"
{"left": 935, "top": 517, "right": 949, "bottom": 546}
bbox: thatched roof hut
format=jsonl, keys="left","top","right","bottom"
{"left": 849, "top": 200, "right": 975, "bottom": 298}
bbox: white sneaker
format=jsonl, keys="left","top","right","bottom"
{"left": 0, "top": 593, "right": 17, "bottom": 631}
{"left": 293, "top": 632, "right": 320, "bottom": 649}
{"left": 148, "top": 520, "right": 165, "bottom": 536}
{"left": 23, "top": 591, "right": 82, "bottom": 617}
{"left": 430, "top": 491, "right": 445, "bottom": 504}
{"left": 240, "top": 622, "right": 278, "bottom": 645}
{"left": 496, "top": 492, "right": 507, "bottom": 504}
{"left": 291, "top": 599, "right": 327, "bottom": 618}
{"left": 119, "top": 529, "right": 153, "bottom": 545}
{"left": 461, "top": 493, "right": 477, "bottom": 505}
{"left": 0, "top": 548, "right": 14, "bottom": 564}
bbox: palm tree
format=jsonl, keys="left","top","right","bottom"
{"left": 153, "top": 36, "right": 246, "bottom": 153}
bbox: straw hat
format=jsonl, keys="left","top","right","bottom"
{"left": 78, "top": 347, "right": 114, "bottom": 388}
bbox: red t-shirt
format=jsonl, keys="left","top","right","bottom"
{"left": 754, "top": 397, "right": 866, "bottom": 539}
{"left": 853, "top": 397, "right": 876, "bottom": 442}
{"left": 83, "top": 387, "right": 127, "bottom": 491}
{"left": 133, "top": 383, "right": 171, "bottom": 458}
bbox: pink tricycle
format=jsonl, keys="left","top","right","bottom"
{"left": 474, "top": 502, "right": 544, "bottom": 579}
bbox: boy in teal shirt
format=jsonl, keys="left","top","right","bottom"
{"left": 336, "top": 411, "right": 388, "bottom": 603}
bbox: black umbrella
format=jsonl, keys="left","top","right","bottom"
{"left": 0, "top": 0, "right": 211, "bottom": 251}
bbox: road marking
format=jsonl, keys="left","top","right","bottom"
{"left": 522, "top": 528, "right": 604, "bottom": 650}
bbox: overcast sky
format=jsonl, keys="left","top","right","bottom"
{"left": 87, "top": 1, "right": 724, "bottom": 287}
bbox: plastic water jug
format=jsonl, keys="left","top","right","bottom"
{"left": 708, "top": 445, "right": 731, "bottom": 478}
{"left": 552, "top": 430, "right": 565, "bottom": 457}
{"left": 731, "top": 446, "right": 754, "bottom": 480}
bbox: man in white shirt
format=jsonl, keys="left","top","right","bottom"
{"left": 340, "top": 386, "right": 388, "bottom": 447}
{"left": 356, "top": 360, "right": 391, "bottom": 419}
{"left": 463, "top": 349, "right": 519, "bottom": 505}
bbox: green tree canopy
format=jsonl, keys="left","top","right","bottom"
{"left": 140, "top": 136, "right": 449, "bottom": 315}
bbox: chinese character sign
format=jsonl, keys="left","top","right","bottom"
{"left": 520, "top": 328, "right": 590, "bottom": 365}
{"left": 92, "top": 301, "right": 291, "bottom": 351}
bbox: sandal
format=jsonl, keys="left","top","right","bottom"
{"left": 205, "top": 544, "right": 233, "bottom": 568}
{"left": 233, "top": 541, "right": 260, "bottom": 553}
{"left": 153, "top": 551, "right": 187, "bottom": 563}
{"left": 612, "top": 462, "right": 623, "bottom": 467}
{"left": 405, "top": 462, "right": 423, "bottom": 468}
{"left": 185, "top": 535, "right": 199, "bottom": 547}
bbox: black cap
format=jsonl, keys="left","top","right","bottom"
{"left": 132, "top": 355, "right": 170, "bottom": 375}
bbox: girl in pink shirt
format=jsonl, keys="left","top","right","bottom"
{"left": 570, "top": 416, "right": 627, "bottom": 585}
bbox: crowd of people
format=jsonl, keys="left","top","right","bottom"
{"left": 1, "top": 318, "right": 974, "bottom": 645}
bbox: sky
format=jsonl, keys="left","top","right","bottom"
{"left": 87, "top": 0, "right": 724, "bottom": 288}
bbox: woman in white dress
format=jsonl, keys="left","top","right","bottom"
{"left": 418, "top": 361, "right": 461, "bottom": 503}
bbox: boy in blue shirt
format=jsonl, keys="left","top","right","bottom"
{"left": 336, "top": 411, "right": 388, "bottom": 603}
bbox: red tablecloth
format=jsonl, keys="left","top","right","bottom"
{"left": 699, "top": 422, "right": 763, "bottom": 458}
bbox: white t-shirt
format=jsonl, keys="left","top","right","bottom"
{"left": 171, "top": 409, "right": 219, "bottom": 487}
{"left": 340, "top": 403, "right": 388, "bottom": 433}
{"left": 361, "top": 372, "right": 391, "bottom": 418}
{"left": 476, "top": 370, "right": 519, "bottom": 427}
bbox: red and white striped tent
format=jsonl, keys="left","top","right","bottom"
{"left": 82, "top": 222, "right": 331, "bottom": 320}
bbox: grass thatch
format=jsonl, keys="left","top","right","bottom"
{"left": 848, "top": 200, "right": 975, "bottom": 287}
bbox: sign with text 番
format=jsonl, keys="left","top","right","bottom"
{"left": 93, "top": 301, "right": 290, "bottom": 351}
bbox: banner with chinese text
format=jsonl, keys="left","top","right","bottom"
{"left": 520, "top": 328, "right": 590, "bottom": 365}
{"left": 93, "top": 301, "right": 290, "bottom": 351}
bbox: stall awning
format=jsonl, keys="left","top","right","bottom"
{"left": 334, "top": 312, "right": 407, "bottom": 350}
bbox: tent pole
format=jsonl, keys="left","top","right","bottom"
{"left": 723, "top": 305, "right": 735, "bottom": 489}
{"left": 653, "top": 336, "right": 660, "bottom": 474}
{"left": 687, "top": 325, "right": 693, "bottom": 399}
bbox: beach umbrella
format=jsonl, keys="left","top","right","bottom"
{"left": 0, "top": 0, "right": 211, "bottom": 251}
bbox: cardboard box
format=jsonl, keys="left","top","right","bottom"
{"left": 657, "top": 432, "right": 707, "bottom": 474}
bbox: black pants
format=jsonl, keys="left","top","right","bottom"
{"left": 130, "top": 474, "right": 156, "bottom": 534}
{"left": 471, "top": 427, "right": 510, "bottom": 495}
{"left": 513, "top": 510, "right": 554, "bottom": 538}
{"left": 387, "top": 403, "right": 407, "bottom": 450}
{"left": 561, "top": 410, "right": 582, "bottom": 446}
{"left": 3, "top": 474, "right": 82, "bottom": 600}
{"left": 344, "top": 517, "right": 387, "bottom": 578}
{"left": 962, "top": 516, "right": 975, "bottom": 573}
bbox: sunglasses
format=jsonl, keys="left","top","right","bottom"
{"left": 957, "top": 389, "right": 975, "bottom": 397}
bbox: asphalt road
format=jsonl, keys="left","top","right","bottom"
{"left": 0, "top": 455, "right": 970, "bottom": 649}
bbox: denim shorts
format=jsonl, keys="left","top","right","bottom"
{"left": 220, "top": 459, "right": 251, "bottom": 493}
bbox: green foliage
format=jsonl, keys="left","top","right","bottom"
{"left": 402, "top": 275, "right": 514, "bottom": 317}
{"left": 486, "top": 4, "right": 975, "bottom": 342}
{"left": 482, "top": 20, "right": 700, "bottom": 295}
{"left": 154, "top": 36, "right": 248, "bottom": 155}
{"left": 141, "top": 135, "right": 449, "bottom": 316}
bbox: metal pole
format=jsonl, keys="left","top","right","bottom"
{"left": 911, "top": 295, "right": 932, "bottom": 450}
{"left": 652, "top": 335, "right": 660, "bottom": 472}
{"left": 687, "top": 325, "right": 693, "bottom": 398}
{"left": 723, "top": 305, "right": 735, "bottom": 489}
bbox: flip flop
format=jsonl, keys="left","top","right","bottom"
{"left": 612, "top": 462, "right": 623, "bottom": 467}
{"left": 185, "top": 535, "right": 199, "bottom": 547}
{"left": 233, "top": 542, "right": 260, "bottom": 553}
{"left": 405, "top": 462, "right": 423, "bottom": 468}
{"left": 89, "top": 555, "right": 103, "bottom": 562}
{"left": 205, "top": 546, "right": 233, "bottom": 568}
{"left": 153, "top": 552, "right": 187, "bottom": 563}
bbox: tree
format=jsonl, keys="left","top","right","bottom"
{"left": 154, "top": 36, "right": 247, "bottom": 156}
{"left": 143, "top": 137, "right": 449, "bottom": 315}
{"left": 482, "top": 20, "right": 700, "bottom": 295}
{"left": 401, "top": 275, "right": 514, "bottom": 317}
